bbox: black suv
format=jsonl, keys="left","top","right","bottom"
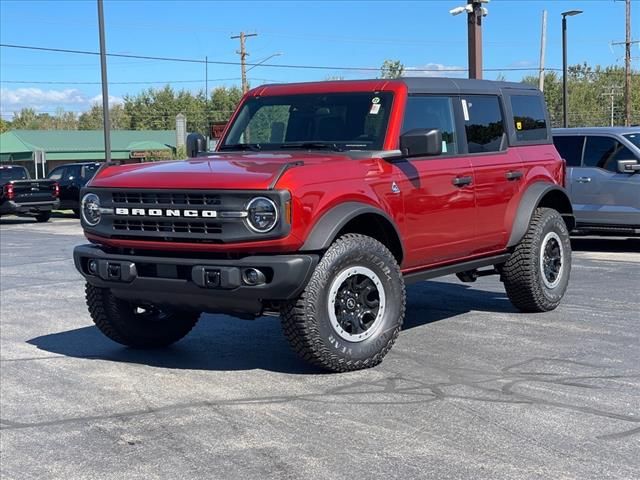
{"left": 47, "top": 162, "right": 101, "bottom": 215}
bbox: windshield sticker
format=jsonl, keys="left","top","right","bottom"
{"left": 516, "top": 121, "right": 523, "bottom": 130}
{"left": 369, "top": 103, "right": 381, "bottom": 115}
{"left": 371, "top": 97, "right": 380, "bottom": 104}
{"left": 461, "top": 99, "right": 470, "bottom": 121}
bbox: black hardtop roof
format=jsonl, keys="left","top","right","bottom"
{"left": 401, "top": 77, "right": 539, "bottom": 95}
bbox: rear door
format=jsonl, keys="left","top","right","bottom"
{"left": 463, "top": 95, "right": 523, "bottom": 253}
{"left": 395, "top": 95, "right": 477, "bottom": 268}
{"left": 574, "top": 135, "right": 640, "bottom": 226}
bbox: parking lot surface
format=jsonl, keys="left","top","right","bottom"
{"left": 1, "top": 216, "right": 639, "bottom": 480}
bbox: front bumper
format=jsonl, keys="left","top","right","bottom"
{"left": 0, "top": 199, "right": 60, "bottom": 215}
{"left": 73, "top": 244, "right": 318, "bottom": 316}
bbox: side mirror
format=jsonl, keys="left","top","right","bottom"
{"left": 186, "top": 133, "right": 207, "bottom": 158}
{"left": 617, "top": 159, "right": 640, "bottom": 174}
{"left": 400, "top": 129, "right": 443, "bottom": 157}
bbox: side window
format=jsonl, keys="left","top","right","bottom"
{"left": 584, "top": 136, "right": 634, "bottom": 172}
{"left": 401, "top": 96, "right": 458, "bottom": 155}
{"left": 461, "top": 95, "right": 505, "bottom": 153}
{"left": 64, "top": 165, "right": 80, "bottom": 181}
{"left": 510, "top": 95, "right": 548, "bottom": 142}
{"left": 553, "top": 136, "right": 584, "bottom": 166}
{"left": 47, "top": 167, "right": 64, "bottom": 181}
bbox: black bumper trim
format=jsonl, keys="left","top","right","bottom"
{"left": 73, "top": 244, "right": 318, "bottom": 316}
{"left": 0, "top": 199, "right": 60, "bottom": 215}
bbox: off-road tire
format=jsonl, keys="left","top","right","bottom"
{"left": 502, "top": 207, "right": 571, "bottom": 312}
{"left": 86, "top": 284, "right": 200, "bottom": 348}
{"left": 281, "top": 234, "right": 406, "bottom": 372}
{"left": 35, "top": 212, "right": 51, "bottom": 223}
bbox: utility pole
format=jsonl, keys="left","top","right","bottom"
{"left": 231, "top": 32, "right": 257, "bottom": 94}
{"left": 97, "top": 0, "right": 111, "bottom": 163}
{"left": 205, "top": 55, "right": 208, "bottom": 100}
{"left": 538, "top": 10, "right": 548, "bottom": 91}
{"left": 624, "top": 0, "right": 631, "bottom": 127}
{"left": 467, "top": 0, "right": 483, "bottom": 79}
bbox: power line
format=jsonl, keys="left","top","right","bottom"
{"left": 1, "top": 78, "right": 242, "bottom": 85}
{"left": 0, "top": 42, "right": 563, "bottom": 73}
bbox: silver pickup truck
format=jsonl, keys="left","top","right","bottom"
{"left": 0, "top": 165, "right": 60, "bottom": 222}
{"left": 553, "top": 127, "right": 640, "bottom": 236}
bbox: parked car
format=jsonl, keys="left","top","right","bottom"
{"left": 553, "top": 127, "right": 640, "bottom": 235}
{"left": 74, "top": 78, "right": 574, "bottom": 372}
{"left": 0, "top": 165, "right": 60, "bottom": 222}
{"left": 47, "top": 162, "right": 101, "bottom": 215}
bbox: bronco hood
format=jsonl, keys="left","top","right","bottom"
{"left": 88, "top": 152, "right": 349, "bottom": 190}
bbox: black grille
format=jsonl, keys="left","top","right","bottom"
{"left": 112, "top": 191, "right": 222, "bottom": 206}
{"left": 113, "top": 219, "right": 223, "bottom": 234}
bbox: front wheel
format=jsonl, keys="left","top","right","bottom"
{"left": 502, "top": 208, "right": 571, "bottom": 312}
{"left": 85, "top": 284, "right": 200, "bottom": 348}
{"left": 281, "top": 234, "right": 406, "bottom": 372}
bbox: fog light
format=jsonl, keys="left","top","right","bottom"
{"left": 242, "top": 268, "right": 266, "bottom": 286}
{"left": 88, "top": 259, "right": 98, "bottom": 275}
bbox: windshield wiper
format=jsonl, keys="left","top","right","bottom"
{"left": 278, "top": 142, "right": 345, "bottom": 152}
{"left": 219, "top": 143, "right": 262, "bottom": 151}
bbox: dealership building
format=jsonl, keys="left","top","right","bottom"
{"left": 0, "top": 130, "right": 177, "bottom": 177}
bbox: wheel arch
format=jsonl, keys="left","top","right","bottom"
{"left": 300, "top": 202, "right": 404, "bottom": 264}
{"left": 507, "top": 182, "right": 575, "bottom": 248}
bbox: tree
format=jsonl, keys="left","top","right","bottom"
{"left": 380, "top": 60, "right": 404, "bottom": 79}
{"left": 78, "top": 104, "right": 131, "bottom": 130}
{"left": 0, "top": 118, "right": 12, "bottom": 133}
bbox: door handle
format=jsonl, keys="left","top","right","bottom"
{"left": 452, "top": 176, "right": 473, "bottom": 187}
{"left": 505, "top": 170, "right": 523, "bottom": 181}
{"left": 577, "top": 177, "right": 592, "bottom": 183}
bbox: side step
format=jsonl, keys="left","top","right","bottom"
{"left": 403, "top": 253, "right": 511, "bottom": 285}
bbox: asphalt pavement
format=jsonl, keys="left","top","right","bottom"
{"left": 1, "top": 216, "right": 639, "bottom": 480}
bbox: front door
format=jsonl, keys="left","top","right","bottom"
{"left": 395, "top": 95, "right": 477, "bottom": 269}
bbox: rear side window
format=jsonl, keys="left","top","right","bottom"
{"left": 584, "top": 136, "right": 635, "bottom": 172}
{"left": 510, "top": 95, "right": 548, "bottom": 141}
{"left": 553, "top": 136, "right": 584, "bottom": 166}
{"left": 402, "top": 96, "right": 458, "bottom": 155}
{"left": 461, "top": 95, "right": 505, "bottom": 153}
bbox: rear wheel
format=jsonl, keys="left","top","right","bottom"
{"left": 35, "top": 212, "right": 51, "bottom": 223}
{"left": 281, "top": 234, "right": 405, "bottom": 372}
{"left": 502, "top": 208, "right": 571, "bottom": 312}
{"left": 85, "top": 284, "right": 200, "bottom": 348}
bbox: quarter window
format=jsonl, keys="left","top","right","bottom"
{"left": 510, "top": 95, "right": 548, "bottom": 141}
{"left": 462, "top": 95, "right": 505, "bottom": 153}
{"left": 584, "top": 136, "right": 635, "bottom": 172}
{"left": 553, "top": 136, "right": 584, "bottom": 166}
{"left": 401, "top": 96, "right": 457, "bottom": 155}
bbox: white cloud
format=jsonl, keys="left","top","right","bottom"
{"left": 403, "top": 63, "right": 466, "bottom": 78}
{"left": 0, "top": 88, "right": 123, "bottom": 117}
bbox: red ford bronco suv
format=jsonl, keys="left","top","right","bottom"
{"left": 74, "top": 78, "right": 574, "bottom": 372}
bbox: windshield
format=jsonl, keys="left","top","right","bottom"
{"left": 0, "top": 167, "right": 28, "bottom": 181}
{"left": 623, "top": 133, "right": 640, "bottom": 150}
{"left": 222, "top": 92, "right": 393, "bottom": 151}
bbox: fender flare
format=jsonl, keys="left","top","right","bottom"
{"left": 300, "top": 202, "right": 404, "bottom": 257}
{"left": 507, "top": 182, "right": 574, "bottom": 247}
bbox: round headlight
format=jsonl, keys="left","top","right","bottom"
{"left": 81, "top": 193, "right": 101, "bottom": 226}
{"left": 246, "top": 197, "right": 278, "bottom": 233}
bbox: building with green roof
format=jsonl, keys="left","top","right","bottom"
{"left": 0, "top": 130, "right": 177, "bottom": 177}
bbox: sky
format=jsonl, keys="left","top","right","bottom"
{"left": 0, "top": 0, "right": 637, "bottom": 119}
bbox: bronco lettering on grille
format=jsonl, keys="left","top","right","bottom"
{"left": 114, "top": 207, "right": 218, "bottom": 218}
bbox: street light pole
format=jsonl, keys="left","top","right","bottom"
{"left": 561, "top": 10, "right": 582, "bottom": 128}
{"left": 97, "top": 0, "right": 111, "bottom": 163}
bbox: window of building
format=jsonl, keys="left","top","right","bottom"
{"left": 461, "top": 95, "right": 505, "bottom": 153}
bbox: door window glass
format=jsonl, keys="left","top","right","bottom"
{"left": 63, "top": 166, "right": 79, "bottom": 181}
{"left": 584, "top": 136, "right": 635, "bottom": 172}
{"left": 47, "top": 167, "right": 65, "bottom": 181}
{"left": 553, "top": 136, "right": 584, "bottom": 166}
{"left": 510, "top": 95, "right": 548, "bottom": 141}
{"left": 461, "top": 95, "right": 506, "bottom": 153}
{"left": 401, "top": 96, "right": 457, "bottom": 154}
